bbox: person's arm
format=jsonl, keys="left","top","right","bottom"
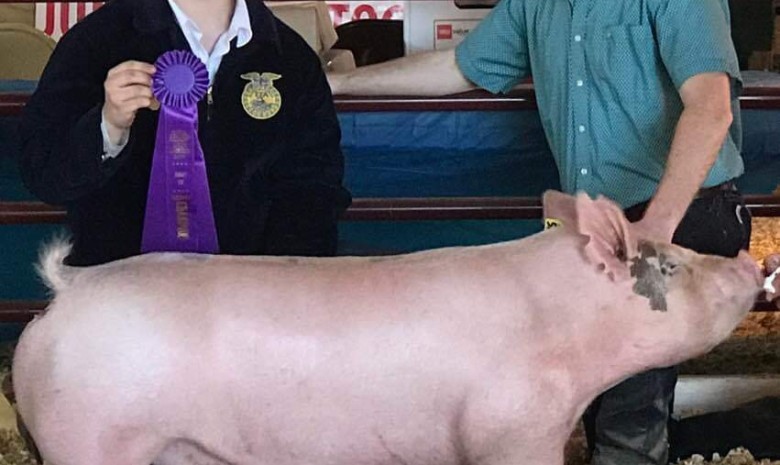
{"left": 635, "top": 72, "right": 733, "bottom": 241}
{"left": 633, "top": 0, "right": 742, "bottom": 242}
{"left": 328, "top": 0, "right": 529, "bottom": 96}
{"left": 327, "top": 49, "right": 475, "bottom": 96}
{"left": 18, "top": 24, "right": 154, "bottom": 205}
{"left": 262, "top": 50, "right": 352, "bottom": 257}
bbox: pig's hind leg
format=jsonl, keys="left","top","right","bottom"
{"left": 33, "top": 399, "right": 166, "bottom": 465}
{"left": 15, "top": 303, "right": 173, "bottom": 465}
{"left": 42, "top": 429, "right": 166, "bottom": 465}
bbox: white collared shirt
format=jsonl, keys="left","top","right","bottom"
{"left": 166, "top": 0, "right": 252, "bottom": 84}
{"left": 101, "top": 0, "right": 253, "bottom": 160}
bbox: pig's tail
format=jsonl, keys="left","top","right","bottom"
{"left": 36, "top": 237, "right": 73, "bottom": 293}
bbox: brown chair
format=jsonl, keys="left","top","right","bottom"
{"left": 333, "top": 19, "right": 404, "bottom": 67}
{"left": 0, "top": 23, "right": 55, "bottom": 80}
{"left": 0, "top": 4, "right": 35, "bottom": 26}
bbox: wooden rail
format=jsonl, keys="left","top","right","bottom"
{"left": 2, "top": 195, "right": 780, "bottom": 224}
{"left": 0, "top": 301, "right": 45, "bottom": 323}
{"left": 5, "top": 89, "right": 780, "bottom": 114}
{"left": 334, "top": 87, "right": 780, "bottom": 112}
{"left": 0, "top": 197, "right": 547, "bottom": 223}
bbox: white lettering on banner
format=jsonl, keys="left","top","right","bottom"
{"left": 34, "top": 2, "right": 104, "bottom": 40}
{"left": 433, "top": 19, "right": 480, "bottom": 50}
{"left": 325, "top": 1, "right": 404, "bottom": 27}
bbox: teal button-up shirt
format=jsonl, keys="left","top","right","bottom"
{"left": 456, "top": 0, "right": 744, "bottom": 208}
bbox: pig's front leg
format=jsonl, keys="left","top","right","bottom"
{"left": 459, "top": 392, "right": 570, "bottom": 465}
{"left": 477, "top": 439, "right": 565, "bottom": 465}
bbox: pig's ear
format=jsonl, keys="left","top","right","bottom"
{"left": 574, "top": 193, "right": 638, "bottom": 282}
{"left": 541, "top": 190, "right": 577, "bottom": 228}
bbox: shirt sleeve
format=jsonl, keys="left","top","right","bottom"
{"left": 455, "top": 0, "right": 530, "bottom": 94}
{"left": 100, "top": 112, "right": 130, "bottom": 161}
{"left": 653, "top": 0, "right": 742, "bottom": 92}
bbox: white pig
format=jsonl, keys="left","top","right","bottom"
{"left": 12, "top": 191, "right": 765, "bottom": 465}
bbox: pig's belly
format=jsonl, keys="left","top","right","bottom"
{"left": 154, "top": 410, "right": 462, "bottom": 465}
{"left": 148, "top": 323, "right": 476, "bottom": 465}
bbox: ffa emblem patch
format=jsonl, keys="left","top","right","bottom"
{"left": 240, "top": 72, "right": 282, "bottom": 120}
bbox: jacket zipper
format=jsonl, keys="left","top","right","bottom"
{"left": 207, "top": 85, "right": 214, "bottom": 122}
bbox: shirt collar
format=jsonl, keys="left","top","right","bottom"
{"left": 133, "top": 0, "right": 279, "bottom": 49}
{"left": 166, "top": 0, "right": 253, "bottom": 49}
{"left": 229, "top": 0, "right": 252, "bottom": 48}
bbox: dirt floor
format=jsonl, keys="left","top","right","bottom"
{"left": 0, "top": 218, "right": 777, "bottom": 465}
{"left": 680, "top": 312, "right": 780, "bottom": 375}
{"left": 0, "top": 431, "right": 36, "bottom": 465}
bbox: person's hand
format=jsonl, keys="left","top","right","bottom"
{"left": 102, "top": 61, "right": 157, "bottom": 142}
{"left": 763, "top": 254, "right": 780, "bottom": 307}
{"left": 630, "top": 217, "right": 676, "bottom": 244}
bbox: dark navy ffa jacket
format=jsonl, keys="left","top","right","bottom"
{"left": 19, "top": 0, "right": 351, "bottom": 266}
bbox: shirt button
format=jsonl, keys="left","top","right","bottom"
{"left": 581, "top": 168, "right": 589, "bottom": 175}
{"left": 576, "top": 80, "right": 584, "bottom": 87}
{"left": 578, "top": 125, "right": 586, "bottom": 133}
{"left": 574, "top": 35, "right": 582, "bottom": 42}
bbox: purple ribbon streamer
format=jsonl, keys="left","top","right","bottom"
{"left": 141, "top": 50, "right": 219, "bottom": 254}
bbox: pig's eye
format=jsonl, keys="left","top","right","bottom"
{"left": 660, "top": 262, "right": 678, "bottom": 276}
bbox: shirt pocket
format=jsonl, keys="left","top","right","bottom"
{"left": 589, "top": 24, "right": 658, "bottom": 87}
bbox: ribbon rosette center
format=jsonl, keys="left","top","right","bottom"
{"left": 152, "top": 50, "right": 208, "bottom": 108}
{"left": 163, "top": 64, "right": 196, "bottom": 95}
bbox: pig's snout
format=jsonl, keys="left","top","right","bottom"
{"left": 736, "top": 250, "right": 763, "bottom": 288}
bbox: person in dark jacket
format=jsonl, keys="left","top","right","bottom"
{"left": 19, "top": 0, "right": 351, "bottom": 266}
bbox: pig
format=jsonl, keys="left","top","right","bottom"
{"left": 12, "top": 191, "right": 766, "bottom": 465}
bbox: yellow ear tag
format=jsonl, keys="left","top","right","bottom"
{"left": 544, "top": 218, "right": 563, "bottom": 230}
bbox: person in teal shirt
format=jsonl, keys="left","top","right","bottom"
{"left": 329, "top": 1, "right": 751, "bottom": 464}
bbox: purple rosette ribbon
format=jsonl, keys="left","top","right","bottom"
{"left": 141, "top": 50, "right": 219, "bottom": 254}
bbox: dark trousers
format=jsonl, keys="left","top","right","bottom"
{"left": 583, "top": 183, "right": 752, "bottom": 465}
